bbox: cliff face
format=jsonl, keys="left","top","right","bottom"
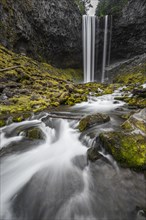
{"left": 0, "top": 0, "right": 82, "bottom": 68}
{"left": 111, "top": 0, "right": 146, "bottom": 61}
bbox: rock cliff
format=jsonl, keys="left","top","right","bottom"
{"left": 0, "top": 0, "right": 82, "bottom": 68}
{"left": 111, "top": 0, "right": 146, "bottom": 61}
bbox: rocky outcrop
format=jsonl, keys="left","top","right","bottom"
{"left": 0, "top": 0, "right": 82, "bottom": 68}
{"left": 111, "top": 0, "right": 146, "bottom": 61}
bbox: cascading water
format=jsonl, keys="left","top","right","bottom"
{"left": 83, "top": 13, "right": 113, "bottom": 83}
{"left": 83, "top": 15, "right": 96, "bottom": 83}
{"left": 0, "top": 92, "right": 146, "bottom": 220}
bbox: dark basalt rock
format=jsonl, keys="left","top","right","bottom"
{"left": 111, "top": 0, "right": 146, "bottom": 61}
{"left": 0, "top": 0, "right": 82, "bottom": 68}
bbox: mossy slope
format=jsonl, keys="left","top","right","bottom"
{"left": 0, "top": 44, "right": 86, "bottom": 124}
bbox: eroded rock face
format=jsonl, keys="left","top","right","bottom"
{"left": 0, "top": 0, "right": 82, "bottom": 68}
{"left": 111, "top": 0, "right": 146, "bottom": 61}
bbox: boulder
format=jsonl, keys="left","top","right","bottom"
{"left": 25, "top": 127, "right": 44, "bottom": 140}
{"left": 99, "top": 131, "right": 146, "bottom": 169}
{"left": 99, "top": 108, "right": 146, "bottom": 169}
{"left": 78, "top": 113, "right": 110, "bottom": 132}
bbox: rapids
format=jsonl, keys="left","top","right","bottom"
{"left": 0, "top": 93, "right": 146, "bottom": 220}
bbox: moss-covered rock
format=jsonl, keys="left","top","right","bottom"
{"left": 99, "top": 131, "right": 146, "bottom": 169}
{"left": 78, "top": 113, "right": 110, "bottom": 132}
{"left": 25, "top": 128, "right": 44, "bottom": 140}
{"left": 99, "top": 109, "right": 146, "bottom": 169}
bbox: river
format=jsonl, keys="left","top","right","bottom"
{"left": 0, "top": 90, "right": 145, "bottom": 220}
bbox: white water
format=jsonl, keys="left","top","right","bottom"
{"left": 83, "top": 15, "right": 96, "bottom": 82}
{"left": 72, "top": 87, "right": 125, "bottom": 113}
{"left": 1, "top": 119, "right": 87, "bottom": 219}
{"left": 83, "top": 10, "right": 113, "bottom": 83}
{"left": 0, "top": 93, "right": 146, "bottom": 220}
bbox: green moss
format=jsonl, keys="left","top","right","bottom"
{"left": 128, "top": 97, "right": 146, "bottom": 108}
{"left": 12, "top": 116, "right": 24, "bottom": 123}
{"left": 26, "top": 128, "right": 43, "bottom": 139}
{"left": 0, "top": 119, "right": 6, "bottom": 127}
{"left": 0, "top": 45, "right": 86, "bottom": 121}
{"left": 50, "top": 102, "right": 60, "bottom": 107}
{"left": 121, "top": 120, "right": 133, "bottom": 131}
{"left": 99, "top": 132, "right": 146, "bottom": 169}
{"left": 102, "top": 84, "right": 115, "bottom": 94}
{"left": 113, "top": 66, "right": 146, "bottom": 84}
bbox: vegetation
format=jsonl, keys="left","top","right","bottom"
{"left": 75, "top": 0, "right": 92, "bottom": 14}
{"left": 0, "top": 44, "right": 86, "bottom": 124}
{"left": 96, "top": 0, "right": 128, "bottom": 16}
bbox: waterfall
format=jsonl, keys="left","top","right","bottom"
{"left": 83, "top": 14, "right": 112, "bottom": 83}
{"left": 101, "top": 15, "right": 108, "bottom": 83}
{"left": 83, "top": 15, "right": 96, "bottom": 83}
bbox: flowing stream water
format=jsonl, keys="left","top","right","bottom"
{"left": 0, "top": 92, "right": 146, "bottom": 220}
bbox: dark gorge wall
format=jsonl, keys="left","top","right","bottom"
{"left": 0, "top": 0, "right": 82, "bottom": 68}
{"left": 111, "top": 0, "right": 146, "bottom": 61}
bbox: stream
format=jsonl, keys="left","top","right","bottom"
{"left": 0, "top": 91, "right": 146, "bottom": 220}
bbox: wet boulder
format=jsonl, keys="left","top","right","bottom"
{"left": 99, "top": 131, "right": 146, "bottom": 169}
{"left": 87, "top": 147, "right": 102, "bottom": 162}
{"left": 78, "top": 113, "right": 110, "bottom": 132}
{"left": 25, "top": 127, "right": 44, "bottom": 140}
